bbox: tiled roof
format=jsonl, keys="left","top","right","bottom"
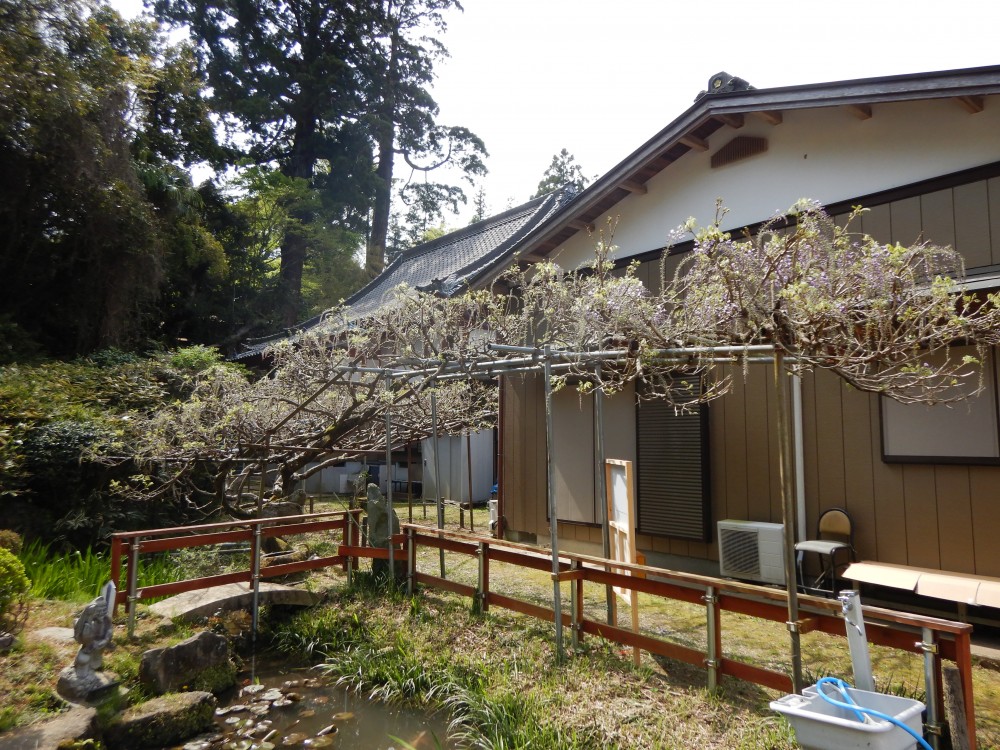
{"left": 232, "top": 186, "right": 576, "bottom": 360}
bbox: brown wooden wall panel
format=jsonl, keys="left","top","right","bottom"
{"left": 501, "top": 176, "right": 1000, "bottom": 578}
{"left": 934, "top": 467, "right": 974, "bottom": 573}
{"left": 901, "top": 465, "right": 941, "bottom": 569}
{"left": 861, "top": 203, "right": 892, "bottom": 244}
{"left": 953, "top": 181, "right": 992, "bottom": 268}
{"left": 889, "top": 196, "right": 923, "bottom": 247}
{"left": 839, "top": 387, "right": 878, "bottom": 562}
{"left": 707, "top": 377, "right": 727, "bottom": 560}
{"left": 989, "top": 177, "right": 1000, "bottom": 265}
{"left": 813, "top": 369, "right": 847, "bottom": 512}
{"left": 867, "top": 390, "right": 908, "bottom": 565}
{"left": 723, "top": 370, "right": 750, "bottom": 522}
{"left": 743, "top": 366, "right": 774, "bottom": 523}
{"left": 552, "top": 388, "right": 595, "bottom": 523}
{"left": 921, "top": 189, "right": 956, "bottom": 252}
{"left": 969, "top": 469, "right": 1000, "bottom": 577}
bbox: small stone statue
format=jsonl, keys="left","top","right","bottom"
{"left": 365, "top": 483, "right": 405, "bottom": 582}
{"left": 73, "top": 581, "right": 115, "bottom": 676}
{"left": 58, "top": 581, "right": 118, "bottom": 702}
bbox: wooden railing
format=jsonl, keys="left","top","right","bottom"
{"left": 109, "top": 509, "right": 362, "bottom": 636}
{"left": 106, "top": 514, "right": 978, "bottom": 748}
{"left": 402, "top": 523, "right": 977, "bottom": 750}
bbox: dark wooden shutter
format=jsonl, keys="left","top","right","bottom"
{"left": 636, "top": 379, "right": 710, "bottom": 541}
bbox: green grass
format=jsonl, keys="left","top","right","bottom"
{"left": 18, "top": 541, "right": 178, "bottom": 602}
{"left": 269, "top": 580, "right": 798, "bottom": 750}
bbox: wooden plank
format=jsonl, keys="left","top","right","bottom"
{"left": 139, "top": 529, "right": 252, "bottom": 553}
{"left": 954, "top": 180, "right": 992, "bottom": 268}
{"left": 955, "top": 95, "right": 984, "bottom": 114}
{"left": 921, "top": 188, "right": 956, "bottom": 250}
{"left": 743, "top": 366, "right": 773, "bottom": 522}
{"left": 619, "top": 179, "right": 647, "bottom": 195}
{"left": 137, "top": 571, "right": 250, "bottom": 601}
{"left": 752, "top": 110, "right": 783, "bottom": 126}
{"left": 989, "top": 177, "right": 1000, "bottom": 266}
{"left": 889, "top": 195, "right": 923, "bottom": 246}
{"left": 586, "top": 568, "right": 704, "bottom": 604}
{"left": 260, "top": 519, "right": 346, "bottom": 538}
{"left": 722, "top": 368, "right": 749, "bottom": 521}
{"left": 488, "top": 592, "right": 553, "bottom": 621}
{"left": 553, "top": 388, "right": 595, "bottom": 522}
{"left": 714, "top": 113, "right": 744, "bottom": 129}
{"left": 844, "top": 103, "right": 872, "bottom": 120}
{"left": 935, "top": 467, "right": 974, "bottom": 573}
{"left": 719, "top": 658, "right": 793, "bottom": 692}
{"left": 679, "top": 134, "right": 709, "bottom": 152}
{"left": 840, "top": 388, "right": 877, "bottom": 561}
{"left": 581, "top": 618, "right": 705, "bottom": 666}
{"left": 813, "top": 369, "right": 846, "bottom": 513}
{"left": 413, "top": 571, "right": 476, "bottom": 598}
{"left": 868, "top": 392, "right": 908, "bottom": 564}
{"left": 969, "top": 468, "right": 1000, "bottom": 576}
{"left": 260, "top": 555, "right": 345, "bottom": 578}
{"left": 861, "top": 202, "right": 892, "bottom": 244}
{"left": 902, "top": 465, "right": 941, "bottom": 568}
{"left": 799, "top": 371, "right": 821, "bottom": 557}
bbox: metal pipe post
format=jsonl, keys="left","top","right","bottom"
{"left": 386, "top": 386, "right": 394, "bottom": 580}
{"left": 431, "top": 392, "right": 445, "bottom": 578}
{"left": 705, "top": 586, "right": 720, "bottom": 692}
{"left": 543, "top": 346, "right": 564, "bottom": 661}
{"left": 838, "top": 590, "right": 874, "bottom": 691}
{"left": 251, "top": 523, "right": 262, "bottom": 643}
{"left": 774, "top": 350, "right": 803, "bottom": 694}
{"left": 593, "top": 363, "right": 614, "bottom": 625}
{"left": 406, "top": 527, "right": 415, "bottom": 597}
{"left": 921, "top": 628, "right": 942, "bottom": 749}
{"left": 126, "top": 537, "right": 140, "bottom": 639}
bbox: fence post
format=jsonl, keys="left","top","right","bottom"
{"left": 952, "top": 631, "right": 978, "bottom": 750}
{"left": 251, "top": 523, "right": 262, "bottom": 644}
{"left": 407, "top": 526, "right": 415, "bottom": 597}
{"left": 109, "top": 537, "right": 123, "bottom": 615}
{"left": 480, "top": 541, "right": 490, "bottom": 613}
{"left": 919, "top": 627, "right": 943, "bottom": 749}
{"left": 573, "top": 559, "right": 583, "bottom": 648}
{"left": 126, "top": 536, "right": 141, "bottom": 639}
{"left": 704, "top": 585, "right": 720, "bottom": 692}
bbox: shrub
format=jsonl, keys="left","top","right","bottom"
{"left": 0, "top": 547, "right": 29, "bottom": 633}
{"left": 0, "top": 530, "right": 22, "bottom": 555}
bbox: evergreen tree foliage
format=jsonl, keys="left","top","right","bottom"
{"left": 532, "top": 148, "right": 589, "bottom": 199}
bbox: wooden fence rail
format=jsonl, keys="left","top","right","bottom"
{"left": 104, "top": 514, "right": 977, "bottom": 749}
{"left": 402, "top": 524, "right": 977, "bottom": 750}
{"left": 108, "top": 509, "right": 363, "bottom": 636}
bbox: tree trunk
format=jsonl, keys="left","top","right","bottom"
{"left": 277, "top": 119, "right": 316, "bottom": 327}
{"left": 365, "top": 7, "right": 399, "bottom": 279}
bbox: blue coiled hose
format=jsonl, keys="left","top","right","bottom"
{"left": 814, "top": 677, "right": 933, "bottom": 750}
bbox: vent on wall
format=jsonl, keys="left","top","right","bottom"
{"left": 717, "top": 520, "right": 785, "bottom": 585}
{"left": 711, "top": 136, "right": 768, "bottom": 168}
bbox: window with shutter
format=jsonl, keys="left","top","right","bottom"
{"left": 636, "top": 378, "right": 711, "bottom": 541}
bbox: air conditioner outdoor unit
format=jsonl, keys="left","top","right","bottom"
{"left": 717, "top": 520, "right": 786, "bottom": 585}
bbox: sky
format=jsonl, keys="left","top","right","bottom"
{"left": 111, "top": 0, "right": 1000, "bottom": 224}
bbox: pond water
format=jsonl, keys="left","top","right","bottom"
{"left": 174, "top": 658, "right": 454, "bottom": 750}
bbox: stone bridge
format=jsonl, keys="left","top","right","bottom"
{"left": 149, "top": 583, "right": 320, "bottom": 622}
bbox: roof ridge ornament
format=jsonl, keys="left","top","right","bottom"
{"left": 696, "top": 72, "right": 754, "bottom": 101}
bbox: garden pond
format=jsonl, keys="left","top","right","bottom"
{"left": 173, "top": 659, "right": 453, "bottom": 750}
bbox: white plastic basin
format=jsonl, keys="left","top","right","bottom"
{"left": 770, "top": 684, "right": 925, "bottom": 750}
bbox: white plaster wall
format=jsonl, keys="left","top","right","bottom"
{"left": 548, "top": 97, "right": 1000, "bottom": 269}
